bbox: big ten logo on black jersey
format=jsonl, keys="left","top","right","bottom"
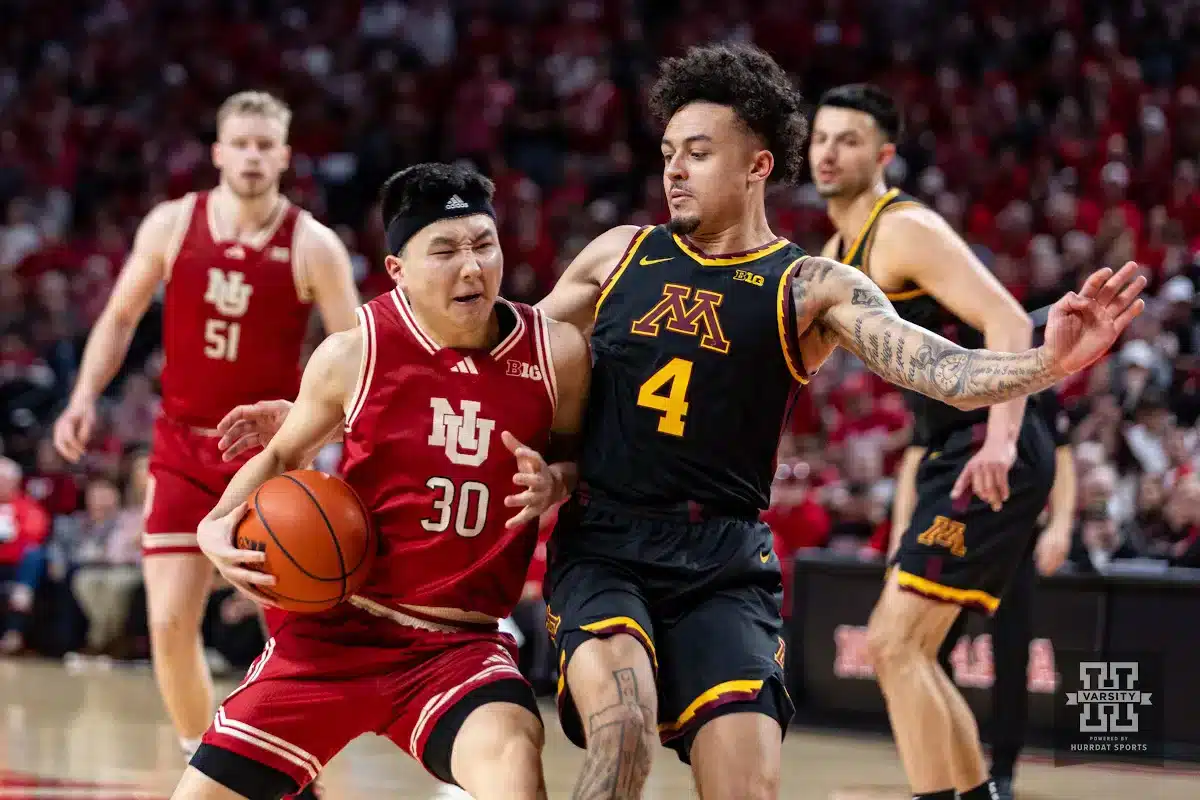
{"left": 422, "top": 397, "right": 496, "bottom": 538}
{"left": 202, "top": 267, "right": 253, "bottom": 362}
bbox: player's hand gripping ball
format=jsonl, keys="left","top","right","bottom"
{"left": 234, "top": 470, "right": 376, "bottom": 612}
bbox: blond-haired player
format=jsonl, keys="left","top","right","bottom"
{"left": 53, "top": 92, "right": 359, "bottom": 786}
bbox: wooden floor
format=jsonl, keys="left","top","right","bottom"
{"left": 1, "top": 659, "right": 1195, "bottom": 799}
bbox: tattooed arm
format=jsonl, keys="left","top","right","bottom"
{"left": 794, "top": 257, "right": 1147, "bottom": 412}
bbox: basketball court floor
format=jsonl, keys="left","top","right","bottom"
{"left": 2, "top": 659, "right": 1195, "bottom": 799}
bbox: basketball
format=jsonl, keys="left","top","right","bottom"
{"left": 235, "top": 470, "right": 375, "bottom": 612}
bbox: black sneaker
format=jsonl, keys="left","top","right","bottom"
{"left": 992, "top": 775, "right": 1014, "bottom": 800}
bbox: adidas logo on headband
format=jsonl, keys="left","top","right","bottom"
{"left": 444, "top": 194, "right": 469, "bottom": 210}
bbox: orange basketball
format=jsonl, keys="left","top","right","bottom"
{"left": 235, "top": 470, "right": 375, "bottom": 612}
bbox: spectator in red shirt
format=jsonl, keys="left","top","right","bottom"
{"left": 762, "top": 461, "right": 832, "bottom": 618}
{"left": 828, "top": 377, "right": 912, "bottom": 474}
{"left": 24, "top": 438, "right": 82, "bottom": 518}
{"left": 0, "top": 457, "right": 51, "bottom": 654}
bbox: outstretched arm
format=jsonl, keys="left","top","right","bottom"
{"left": 53, "top": 199, "right": 182, "bottom": 462}
{"left": 794, "top": 258, "right": 1146, "bottom": 411}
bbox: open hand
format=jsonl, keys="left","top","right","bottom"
{"left": 501, "top": 431, "right": 556, "bottom": 529}
{"left": 1043, "top": 262, "right": 1147, "bottom": 376}
{"left": 196, "top": 503, "right": 279, "bottom": 606}
{"left": 216, "top": 400, "right": 294, "bottom": 462}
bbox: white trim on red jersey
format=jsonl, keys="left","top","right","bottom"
{"left": 162, "top": 192, "right": 198, "bottom": 283}
{"left": 531, "top": 308, "right": 559, "bottom": 417}
{"left": 345, "top": 304, "right": 379, "bottom": 432}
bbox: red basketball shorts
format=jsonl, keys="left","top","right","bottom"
{"left": 143, "top": 415, "right": 252, "bottom": 556}
{"left": 200, "top": 601, "right": 531, "bottom": 788}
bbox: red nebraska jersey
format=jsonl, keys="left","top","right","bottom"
{"left": 159, "top": 191, "right": 314, "bottom": 427}
{"left": 340, "top": 289, "right": 558, "bottom": 618}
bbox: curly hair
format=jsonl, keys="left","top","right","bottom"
{"left": 379, "top": 162, "right": 495, "bottom": 226}
{"left": 649, "top": 43, "right": 809, "bottom": 184}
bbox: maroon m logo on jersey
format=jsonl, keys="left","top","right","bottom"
{"left": 629, "top": 283, "right": 730, "bottom": 354}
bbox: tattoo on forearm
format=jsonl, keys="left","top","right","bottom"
{"left": 793, "top": 257, "right": 1059, "bottom": 409}
{"left": 855, "top": 311, "right": 1054, "bottom": 408}
{"left": 571, "top": 668, "right": 654, "bottom": 800}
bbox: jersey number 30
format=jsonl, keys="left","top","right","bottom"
{"left": 637, "top": 357, "right": 693, "bottom": 437}
{"left": 421, "top": 477, "right": 489, "bottom": 537}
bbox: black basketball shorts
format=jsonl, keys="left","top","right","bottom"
{"left": 543, "top": 491, "right": 793, "bottom": 764}
{"left": 891, "top": 415, "right": 1056, "bottom": 614}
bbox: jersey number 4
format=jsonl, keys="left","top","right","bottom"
{"left": 637, "top": 357, "right": 693, "bottom": 437}
{"left": 421, "top": 477, "right": 489, "bottom": 537}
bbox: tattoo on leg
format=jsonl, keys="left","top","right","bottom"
{"left": 571, "top": 668, "right": 654, "bottom": 800}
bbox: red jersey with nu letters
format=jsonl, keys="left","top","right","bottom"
{"left": 159, "top": 191, "right": 313, "bottom": 427}
{"left": 340, "top": 289, "right": 558, "bottom": 619}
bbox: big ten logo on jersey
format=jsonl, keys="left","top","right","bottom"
{"left": 423, "top": 397, "right": 497, "bottom": 538}
{"left": 733, "top": 269, "right": 764, "bottom": 287}
{"left": 630, "top": 283, "right": 730, "bottom": 354}
{"left": 506, "top": 359, "right": 543, "bottom": 381}
{"left": 202, "top": 268, "right": 253, "bottom": 362}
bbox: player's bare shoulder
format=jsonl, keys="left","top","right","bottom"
{"left": 545, "top": 316, "right": 591, "bottom": 378}
{"left": 581, "top": 224, "right": 645, "bottom": 278}
{"left": 543, "top": 315, "right": 591, "bottom": 429}
{"left": 136, "top": 195, "right": 195, "bottom": 258}
{"left": 295, "top": 212, "right": 350, "bottom": 264}
{"left": 869, "top": 203, "right": 957, "bottom": 265}
{"left": 538, "top": 224, "right": 645, "bottom": 329}
{"left": 306, "top": 326, "right": 365, "bottom": 407}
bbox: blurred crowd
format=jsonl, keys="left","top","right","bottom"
{"left": 2, "top": 0, "right": 1200, "bottom": 665}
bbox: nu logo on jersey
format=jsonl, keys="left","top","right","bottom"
{"left": 428, "top": 398, "right": 496, "bottom": 467}
{"left": 630, "top": 283, "right": 730, "bottom": 354}
{"left": 506, "top": 359, "right": 543, "bottom": 380}
{"left": 204, "top": 268, "right": 253, "bottom": 318}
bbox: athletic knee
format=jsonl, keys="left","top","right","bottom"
{"left": 568, "top": 634, "right": 658, "bottom": 750}
{"left": 473, "top": 712, "right": 544, "bottom": 762}
{"left": 706, "top": 763, "right": 778, "bottom": 800}
{"left": 145, "top": 559, "right": 210, "bottom": 644}
{"left": 865, "top": 614, "right": 919, "bottom": 674}
{"left": 149, "top": 604, "right": 201, "bottom": 644}
{"left": 451, "top": 708, "right": 544, "bottom": 799}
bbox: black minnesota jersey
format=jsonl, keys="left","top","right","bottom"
{"left": 581, "top": 225, "right": 809, "bottom": 513}
{"left": 836, "top": 188, "right": 988, "bottom": 444}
